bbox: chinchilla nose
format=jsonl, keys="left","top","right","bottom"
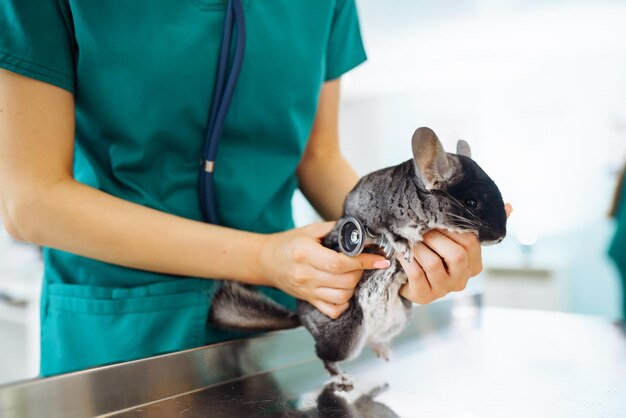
{"left": 479, "top": 230, "right": 506, "bottom": 245}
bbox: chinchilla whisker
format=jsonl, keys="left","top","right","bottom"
{"left": 446, "top": 213, "right": 479, "bottom": 226}
{"left": 449, "top": 218, "right": 477, "bottom": 227}
{"left": 445, "top": 195, "right": 474, "bottom": 213}
{"left": 442, "top": 194, "right": 490, "bottom": 227}
{"left": 446, "top": 212, "right": 474, "bottom": 220}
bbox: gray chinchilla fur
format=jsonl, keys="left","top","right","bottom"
{"left": 209, "top": 127, "right": 507, "bottom": 391}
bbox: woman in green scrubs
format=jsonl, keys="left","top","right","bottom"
{"left": 609, "top": 165, "right": 626, "bottom": 320}
{"left": 0, "top": 0, "right": 486, "bottom": 376}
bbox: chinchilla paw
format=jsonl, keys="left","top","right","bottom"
{"left": 371, "top": 343, "right": 391, "bottom": 361}
{"left": 394, "top": 240, "right": 412, "bottom": 263}
{"left": 326, "top": 374, "right": 354, "bottom": 392}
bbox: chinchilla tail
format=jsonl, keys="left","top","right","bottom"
{"left": 209, "top": 281, "right": 301, "bottom": 331}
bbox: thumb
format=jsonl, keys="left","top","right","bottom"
{"left": 302, "top": 221, "right": 336, "bottom": 239}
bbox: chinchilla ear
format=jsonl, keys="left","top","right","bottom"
{"left": 456, "top": 139, "right": 471, "bottom": 158}
{"left": 412, "top": 127, "right": 453, "bottom": 190}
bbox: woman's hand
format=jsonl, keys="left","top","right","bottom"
{"left": 397, "top": 230, "right": 481, "bottom": 304}
{"left": 259, "top": 221, "right": 390, "bottom": 319}
{"left": 399, "top": 203, "right": 513, "bottom": 304}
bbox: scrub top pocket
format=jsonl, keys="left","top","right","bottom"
{"left": 41, "top": 279, "right": 214, "bottom": 376}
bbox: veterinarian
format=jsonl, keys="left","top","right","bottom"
{"left": 609, "top": 164, "right": 626, "bottom": 320}
{"left": 0, "top": 0, "right": 489, "bottom": 376}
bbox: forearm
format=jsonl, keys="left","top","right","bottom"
{"left": 296, "top": 78, "right": 359, "bottom": 220}
{"left": 297, "top": 152, "right": 359, "bottom": 220}
{"left": 10, "top": 178, "right": 270, "bottom": 285}
{"left": 0, "top": 70, "right": 270, "bottom": 285}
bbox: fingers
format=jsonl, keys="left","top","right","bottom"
{"left": 397, "top": 255, "right": 435, "bottom": 304}
{"left": 410, "top": 241, "right": 452, "bottom": 295}
{"left": 298, "top": 243, "right": 390, "bottom": 275}
{"left": 398, "top": 243, "right": 451, "bottom": 304}
{"left": 316, "top": 286, "right": 354, "bottom": 305}
{"left": 398, "top": 230, "right": 481, "bottom": 304}
{"left": 280, "top": 221, "right": 396, "bottom": 319}
{"left": 300, "top": 222, "right": 391, "bottom": 273}
{"left": 433, "top": 230, "right": 482, "bottom": 277}
{"left": 309, "top": 274, "right": 359, "bottom": 319}
{"left": 296, "top": 220, "right": 490, "bottom": 313}
{"left": 289, "top": 260, "right": 360, "bottom": 308}
{"left": 305, "top": 268, "right": 362, "bottom": 290}
{"left": 301, "top": 221, "right": 336, "bottom": 239}
{"left": 312, "top": 300, "right": 350, "bottom": 319}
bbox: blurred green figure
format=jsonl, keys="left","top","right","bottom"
{"left": 609, "top": 165, "right": 626, "bottom": 321}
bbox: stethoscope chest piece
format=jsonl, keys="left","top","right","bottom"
{"left": 338, "top": 217, "right": 395, "bottom": 260}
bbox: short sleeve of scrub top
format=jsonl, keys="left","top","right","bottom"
{"left": 0, "top": 0, "right": 367, "bottom": 376}
{"left": 0, "top": 0, "right": 75, "bottom": 92}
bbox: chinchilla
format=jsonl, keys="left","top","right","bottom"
{"left": 209, "top": 127, "right": 507, "bottom": 391}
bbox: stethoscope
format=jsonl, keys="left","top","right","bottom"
{"left": 338, "top": 217, "right": 395, "bottom": 260}
{"left": 199, "top": 0, "right": 246, "bottom": 225}
{"left": 199, "top": 0, "right": 394, "bottom": 261}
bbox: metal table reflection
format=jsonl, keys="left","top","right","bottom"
{"left": 1, "top": 293, "right": 624, "bottom": 417}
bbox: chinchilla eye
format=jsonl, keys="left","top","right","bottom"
{"left": 465, "top": 198, "right": 477, "bottom": 208}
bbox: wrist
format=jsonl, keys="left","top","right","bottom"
{"left": 250, "top": 231, "right": 274, "bottom": 287}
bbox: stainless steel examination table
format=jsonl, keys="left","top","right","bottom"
{"left": 1, "top": 293, "right": 625, "bottom": 418}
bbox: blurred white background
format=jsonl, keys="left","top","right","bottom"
{"left": 1, "top": 0, "right": 625, "bottom": 385}
{"left": 295, "top": 0, "right": 626, "bottom": 317}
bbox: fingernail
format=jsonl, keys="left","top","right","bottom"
{"left": 374, "top": 260, "right": 391, "bottom": 269}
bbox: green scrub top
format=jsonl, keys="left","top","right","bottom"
{"left": 0, "top": 0, "right": 366, "bottom": 375}
{"left": 609, "top": 177, "right": 626, "bottom": 320}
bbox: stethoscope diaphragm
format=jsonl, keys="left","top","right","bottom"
{"left": 338, "top": 217, "right": 395, "bottom": 260}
